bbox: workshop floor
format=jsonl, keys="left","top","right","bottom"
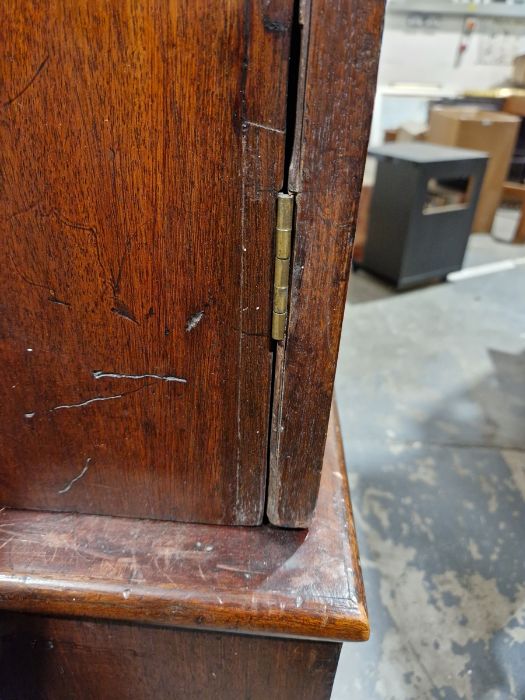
{"left": 332, "top": 232, "right": 525, "bottom": 700}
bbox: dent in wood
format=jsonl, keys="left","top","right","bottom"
{"left": 263, "top": 16, "right": 289, "bottom": 34}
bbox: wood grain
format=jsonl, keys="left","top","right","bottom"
{"left": 268, "top": 0, "right": 385, "bottom": 526}
{"left": 0, "top": 406, "right": 369, "bottom": 643}
{"left": 0, "top": 0, "right": 292, "bottom": 525}
{"left": 0, "top": 613, "right": 341, "bottom": 700}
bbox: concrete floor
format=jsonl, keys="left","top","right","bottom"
{"left": 332, "top": 233, "right": 525, "bottom": 700}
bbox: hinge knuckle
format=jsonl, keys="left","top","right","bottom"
{"left": 272, "top": 193, "right": 294, "bottom": 341}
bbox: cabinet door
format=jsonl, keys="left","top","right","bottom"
{"left": 0, "top": 0, "right": 293, "bottom": 525}
{"left": 267, "top": 0, "right": 385, "bottom": 527}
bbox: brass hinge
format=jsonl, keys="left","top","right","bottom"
{"left": 272, "top": 193, "right": 294, "bottom": 341}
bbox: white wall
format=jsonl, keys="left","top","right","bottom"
{"left": 378, "top": 13, "right": 525, "bottom": 92}
{"left": 365, "top": 11, "right": 525, "bottom": 180}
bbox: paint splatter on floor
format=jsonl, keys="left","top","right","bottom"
{"left": 333, "top": 236, "right": 525, "bottom": 700}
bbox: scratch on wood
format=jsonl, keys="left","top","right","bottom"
{"left": 0, "top": 536, "right": 14, "bottom": 551}
{"left": 111, "top": 301, "right": 138, "bottom": 324}
{"left": 232, "top": 325, "right": 267, "bottom": 339}
{"left": 236, "top": 127, "right": 248, "bottom": 514}
{"left": 58, "top": 457, "right": 91, "bottom": 494}
{"left": 110, "top": 237, "right": 132, "bottom": 296}
{"left": 4, "top": 200, "right": 43, "bottom": 222}
{"left": 49, "top": 296, "right": 71, "bottom": 307}
{"left": 3, "top": 54, "right": 49, "bottom": 107}
{"left": 216, "top": 564, "right": 261, "bottom": 575}
{"left": 9, "top": 252, "right": 55, "bottom": 297}
{"left": 244, "top": 120, "right": 285, "bottom": 134}
{"left": 51, "top": 394, "right": 126, "bottom": 411}
{"left": 53, "top": 211, "right": 96, "bottom": 233}
{"left": 93, "top": 371, "right": 187, "bottom": 384}
{"left": 53, "top": 209, "right": 106, "bottom": 283}
{"left": 233, "top": 0, "right": 252, "bottom": 511}
{"left": 50, "top": 382, "right": 154, "bottom": 412}
{"left": 185, "top": 310, "right": 204, "bottom": 332}
{"left": 9, "top": 251, "right": 71, "bottom": 307}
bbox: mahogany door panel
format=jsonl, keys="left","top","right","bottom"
{"left": 0, "top": 0, "right": 293, "bottom": 524}
{"left": 268, "top": 0, "right": 385, "bottom": 526}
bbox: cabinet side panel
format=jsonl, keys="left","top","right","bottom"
{"left": 268, "top": 0, "right": 385, "bottom": 527}
{"left": 0, "top": 613, "right": 341, "bottom": 700}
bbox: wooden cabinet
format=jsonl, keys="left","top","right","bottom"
{"left": 1, "top": 3, "right": 385, "bottom": 696}
{"left": 0, "top": 614, "right": 342, "bottom": 700}
{"left": 0, "top": 409, "right": 368, "bottom": 700}
{"left": 0, "top": 0, "right": 384, "bottom": 529}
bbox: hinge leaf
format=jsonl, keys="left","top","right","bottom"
{"left": 272, "top": 193, "right": 294, "bottom": 341}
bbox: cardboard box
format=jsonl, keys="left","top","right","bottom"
{"left": 427, "top": 108, "right": 520, "bottom": 233}
{"left": 513, "top": 55, "right": 525, "bottom": 87}
{"left": 397, "top": 122, "right": 428, "bottom": 143}
{"left": 503, "top": 95, "right": 525, "bottom": 118}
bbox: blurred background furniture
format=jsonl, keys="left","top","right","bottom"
{"left": 361, "top": 142, "right": 488, "bottom": 288}
{"left": 501, "top": 182, "right": 525, "bottom": 243}
{"left": 502, "top": 96, "right": 525, "bottom": 183}
{"left": 427, "top": 108, "right": 520, "bottom": 233}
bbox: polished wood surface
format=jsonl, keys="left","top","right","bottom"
{"left": 268, "top": 0, "right": 385, "bottom": 526}
{"left": 0, "top": 0, "right": 292, "bottom": 525}
{"left": 0, "top": 407, "right": 368, "bottom": 643}
{"left": 0, "top": 613, "right": 341, "bottom": 700}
